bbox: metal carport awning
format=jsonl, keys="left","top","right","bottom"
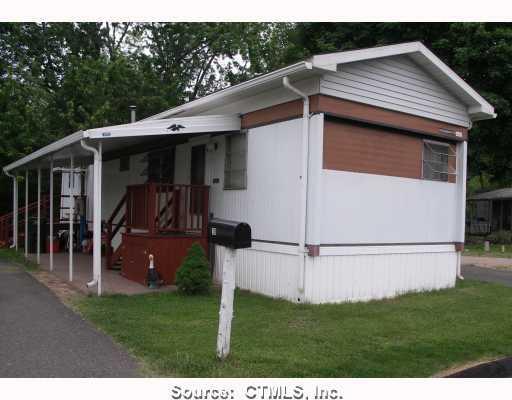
{"left": 3, "top": 114, "right": 241, "bottom": 173}
{"left": 84, "top": 114, "right": 241, "bottom": 140}
{"left": 3, "top": 113, "right": 241, "bottom": 297}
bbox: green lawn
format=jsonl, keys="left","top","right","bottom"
{"left": 465, "top": 243, "right": 512, "bottom": 258}
{"left": 75, "top": 280, "right": 512, "bottom": 377}
{"left": 0, "top": 248, "right": 38, "bottom": 270}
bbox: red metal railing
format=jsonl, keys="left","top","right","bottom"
{"left": 0, "top": 195, "right": 51, "bottom": 247}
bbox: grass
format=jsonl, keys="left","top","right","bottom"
{"left": 0, "top": 248, "right": 38, "bottom": 270}
{"left": 75, "top": 280, "right": 512, "bottom": 377}
{"left": 464, "top": 243, "right": 512, "bottom": 258}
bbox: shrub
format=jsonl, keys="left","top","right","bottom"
{"left": 487, "top": 230, "right": 512, "bottom": 244}
{"left": 175, "top": 242, "right": 211, "bottom": 295}
{"left": 465, "top": 234, "right": 486, "bottom": 245}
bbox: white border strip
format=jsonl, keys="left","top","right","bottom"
{"left": 320, "top": 244, "right": 456, "bottom": 256}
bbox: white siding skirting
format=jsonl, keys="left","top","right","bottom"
{"left": 214, "top": 244, "right": 457, "bottom": 304}
{"left": 305, "top": 251, "right": 457, "bottom": 304}
{"left": 214, "top": 244, "right": 301, "bottom": 302}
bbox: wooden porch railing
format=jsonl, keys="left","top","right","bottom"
{"left": 126, "top": 183, "right": 210, "bottom": 237}
{"left": 105, "top": 183, "right": 209, "bottom": 268}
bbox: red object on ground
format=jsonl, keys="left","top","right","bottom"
{"left": 47, "top": 239, "right": 60, "bottom": 253}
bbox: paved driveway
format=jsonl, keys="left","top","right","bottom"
{"left": 0, "top": 261, "right": 139, "bottom": 377}
{"left": 462, "top": 264, "right": 512, "bottom": 287}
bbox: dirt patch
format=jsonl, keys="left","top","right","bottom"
{"left": 462, "top": 256, "right": 512, "bottom": 270}
{"left": 28, "top": 268, "right": 84, "bottom": 306}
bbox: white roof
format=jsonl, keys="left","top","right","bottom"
{"left": 4, "top": 42, "right": 496, "bottom": 173}
{"left": 148, "top": 42, "right": 496, "bottom": 122}
{"left": 3, "top": 115, "right": 240, "bottom": 172}
{"left": 84, "top": 114, "right": 240, "bottom": 139}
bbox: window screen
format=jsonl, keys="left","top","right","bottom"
{"left": 422, "top": 141, "right": 453, "bottom": 182}
{"left": 224, "top": 133, "right": 247, "bottom": 190}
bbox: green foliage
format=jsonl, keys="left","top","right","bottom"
{"left": 464, "top": 243, "right": 512, "bottom": 258}
{"left": 0, "top": 248, "right": 39, "bottom": 271}
{"left": 487, "top": 230, "right": 512, "bottom": 244}
{"left": 175, "top": 242, "right": 211, "bottom": 295}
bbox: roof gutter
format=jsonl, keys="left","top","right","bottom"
{"left": 145, "top": 61, "right": 313, "bottom": 121}
{"left": 3, "top": 130, "right": 85, "bottom": 173}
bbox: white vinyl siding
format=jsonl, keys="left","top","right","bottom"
{"left": 320, "top": 169, "right": 459, "bottom": 244}
{"left": 320, "top": 54, "right": 470, "bottom": 127}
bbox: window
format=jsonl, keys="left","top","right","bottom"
{"left": 119, "top": 156, "right": 130, "bottom": 172}
{"left": 148, "top": 148, "right": 175, "bottom": 183}
{"left": 422, "top": 141, "right": 455, "bottom": 182}
{"left": 224, "top": 132, "right": 247, "bottom": 190}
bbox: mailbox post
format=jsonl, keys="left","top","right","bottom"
{"left": 209, "top": 218, "right": 251, "bottom": 360}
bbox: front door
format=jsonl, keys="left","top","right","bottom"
{"left": 190, "top": 145, "right": 206, "bottom": 185}
{"left": 190, "top": 145, "right": 206, "bottom": 218}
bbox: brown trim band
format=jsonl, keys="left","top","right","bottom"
{"left": 241, "top": 94, "right": 469, "bottom": 142}
{"left": 323, "top": 113, "right": 462, "bottom": 143}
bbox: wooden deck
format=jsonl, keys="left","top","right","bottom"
{"left": 107, "top": 183, "right": 210, "bottom": 286}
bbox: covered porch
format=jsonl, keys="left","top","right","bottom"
{"left": 3, "top": 114, "right": 241, "bottom": 295}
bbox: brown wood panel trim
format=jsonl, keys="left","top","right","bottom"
{"left": 241, "top": 99, "right": 303, "bottom": 129}
{"left": 241, "top": 95, "right": 468, "bottom": 141}
{"left": 324, "top": 120, "right": 424, "bottom": 179}
{"left": 312, "top": 94, "right": 468, "bottom": 141}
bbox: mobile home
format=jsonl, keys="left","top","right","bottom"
{"left": 2, "top": 42, "right": 495, "bottom": 303}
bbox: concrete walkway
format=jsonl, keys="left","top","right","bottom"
{"left": 0, "top": 260, "right": 139, "bottom": 377}
{"left": 28, "top": 252, "right": 176, "bottom": 295}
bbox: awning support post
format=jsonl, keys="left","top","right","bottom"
{"left": 69, "top": 155, "right": 74, "bottom": 281}
{"left": 37, "top": 167, "right": 41, "bottom": 264}
{"left": 49, "top": 158, "right": 54, "bottom": 271}
{"left": 80, "top": 140, "right": 102, "bottom": 296}
{"left": 25, "top": 170, "right": 29, "bottom": 257}
{"left": 12, "top": 174, "right": 18, "bottom": 250}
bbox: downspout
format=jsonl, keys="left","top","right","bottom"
{"left": 457, "top": 140, "right": 468, "bottom": 280}
{"left": 80, "top": 139, "right": 102, "bottom": 294}
{"left": 283, "top": 76, "right": 310, "bottom": 302}
{"left": 4, "top": 170, "right": 17, "bottom": 249}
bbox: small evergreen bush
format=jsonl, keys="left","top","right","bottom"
{"left": 175, "top": 242, "right": 211, "bottom": 295}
